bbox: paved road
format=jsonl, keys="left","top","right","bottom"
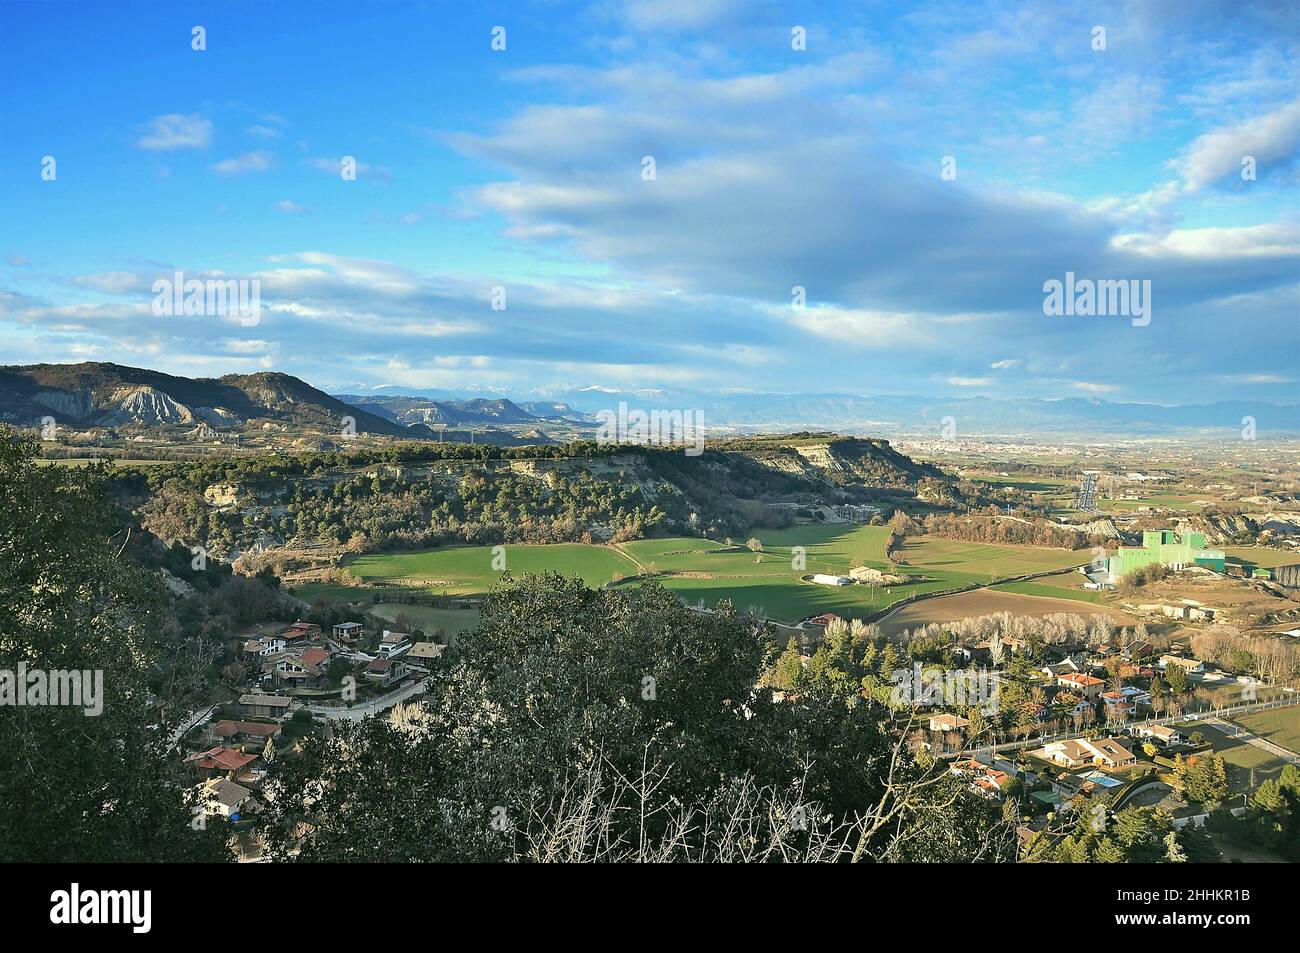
{"left": 1206, "top": 715, "right": 1300, "bottom": 766}
{"left": 303, "top": 677, "right": 428, "bottom": 722}
{"left": 165, "top": 704, "right": 216, "bottom": 749}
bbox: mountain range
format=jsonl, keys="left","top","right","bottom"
{"left": 3, "top": 362, "right": 1297, "bottom": 439}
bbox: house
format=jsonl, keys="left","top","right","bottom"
{"left": 299, "top": 647, "right": 331, "bottom": 669}
{"left": 242, "top": 637, "right": 286, "bottom": 657}
{"left": 365, "top": 657, "right": 408, "bottom": 687}
{"left": 406, "top": 641, "right": 444, "bottom": 663}
{"left": 804, "top": 613, "right": 844, "bottom": 629}
{"left": 1055, "top": 672, "right": 1105, "bottom": 699}
{"left": 950, "top": 758, "right": 1011, "bottom": 798}
{"left": 1041, "top": 657, "right": 1086, "bottom": 678}
{"left": 201, "top": 778, "right": 254, "bottom": 819}
{"left": 208, "top": 720, "right": 282, "bottom": 743}
{"left": 239, "top": 693, "right": 294, "bottom": 719}
{"left": 1051, "top": 772, "right": 1098, "bottom": 799}
{"left": 929, "top": 713, "right": 970, "bottom": 733}
{"left": 1084, "top": 737, "right": 1137, "bottom": 768}
{"left": 1159, "top": 655, "right": 1206, "bottom": 675}
{"left": 379, "top": 630, "right": 412, "bottom": 657}
{"left": 332, "top": 621, "right": 364, "bottom": 642}
{"left": 1123, "top": 640, "right": 1155, "bottom": 660}
{"left": 187, "top": 746, "right": 258, "bottom": 780}
{"left": 284, "top": 621, "right": 322, "bottom": 642}
{"left": 1134, "top": 724, "right": 1183, "bottom": 746}
{"left": 1102, "top": 686, "right": 1150, "bottom": 716}
{"left": 1033, "top": 736, "right": 1136, "bottom": 770}
{"left": 267, "top": 654, "right": 326, "bottom": 688}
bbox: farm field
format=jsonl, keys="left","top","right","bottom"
{"left": 1182, "top": 721, "right": 1291, "bottom": 794}
{"left": 990, "top": 578, "right": 1104, "bottom": 603}
{"left": 1224, "top": 547, "right": 1300, "bottom": 569}
{"left": 368, "top": 603, "right": 480, "bottom": 641}
{"left": 878, "top": 588, "right": 1130, "bottom": 636}
{"left": 348, "top": 543, "right": 640, "bottom": 594}
{"left": 329, "top": 525, "right": 1099, "bottom": 624}
{"left": 1230, "top": 707, "right": 1300, "bottom": 756}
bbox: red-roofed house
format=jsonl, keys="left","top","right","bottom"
{"left": 187, "top": 746, "right": 258, "bottom": 780}
{"left": 1055, "top": 672, "right": 1105, "bottom": 699}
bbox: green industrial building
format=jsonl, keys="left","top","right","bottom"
{"left": 1107, "top": 530, "right": 1226, "bottom": 579}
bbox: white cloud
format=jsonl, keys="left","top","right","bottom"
{"left": 1176, "top": 98, "right": 1300, "bottom": 191}
{"left": 276, "top": 200, "right": 309, "bottom": 215}
{"left": 211, "top": 151, "right": 274, "bottom": 175}
{"left": 137, "top": 113, "right": 213, "bottom": 151}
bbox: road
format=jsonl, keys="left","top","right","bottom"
{"left": 302, "top": 677, "right": 428, "bottom": 721}
{"left": 955, "top": 693, "right": 1300, "bottom": 761}
{"left": 166, "top": 703, "right": 216, "bottom": 749}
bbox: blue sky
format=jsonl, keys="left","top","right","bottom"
{"left": 2, "top": 0, "right": 1297, "bottom": 404}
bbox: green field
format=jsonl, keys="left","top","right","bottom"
{"left": 1224, "top": 547, "right": 1300, "bottom": 570}
{"left": 348, "top": 543, "right": 640, "bottom": 594}
{"left": 1230, "top": 707, "right": 1300, "bottom": 755}
{"left": 328, "top": 525, "right": 1095, "bottom": 624}
{"left": 1182, "top": 721, "right": 1292, "bottom": 794}
{"left": 368, "top": 603, "right": 480, "bottom": 639}
{"left": 990, "top": 579, "right": 1103, "bottom": 603}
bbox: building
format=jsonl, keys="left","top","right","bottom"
{"left": 804, "top": 613, "right": 844, "bottom": 628}
{"left": 187, "top": 746, "right": 258, "bottom": 781}
{"left": 379, "top": 630, "right": 412, "bottom": 657}
{"left": 1159, "top": 654, "right": 1206, "bottom": 675}
{"left": 365, "top": 657, "right": 408, "bottom": 687}
{"left": 332, "top": 621, "right": 364, "bottom": 642}
{"left": 200, "top": 778, "right": 254, "bottom": 819}
{"left": 929, "top": 713, "right": 970, "bottom": 733}
{"left": 810, "top": 573, "right": 853, "bottom": 587}
{"left": 1107, "top": 530, "right": 1226, "bottom": 579}
{"left": 1134, "top": 724, "right": 1184, "bottom": 746}
{"left": 1032, "top": 737, "right": 1136, "bottom": 770}
{"left": 208, "top": 720, "right": 282, "bottom": 744}
{"left": 406, "top": 642, "right": 444, "bottom": 664}
{"left": 283, "top": 621, "right": 322, "bottom": 642}
{"left": 239, "top": 693, "right": 294, "bottom": 719}
{"left": 1055, "top": 672, "right": 1105, "bottom": 699}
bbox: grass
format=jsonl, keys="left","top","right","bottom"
{"left": 368, "top": 602, "right": 480, "bottom": 638}
{"left": 1223, "top": 547, "right": 1300, "bottom": 570}
{"left": 1229, "top": 707, "right": 1300, "bottom": 755}
{"left": 348, "top": 543, "right": 640, "bottom": 595}
{"left": 991, "top": 579, "right": 1103, "bottom": 603}
{"left": 321, "top": 525, "right": 1099, "bottom": 625}
{"left": 1181, "top": 721, "right": 1290, "bottom": 794}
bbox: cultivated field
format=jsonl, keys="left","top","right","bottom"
{"left": 330, "top": 525, "right": 1098, "bottom": 625}
{"left": 1230, "top": 707, "right": 1300, "bottom": 756}
{"left": 877, "top": 588, "right": 1130, "bottom": 636}
{"left": 348, "top": 543, "right": 639, "bottom": 594}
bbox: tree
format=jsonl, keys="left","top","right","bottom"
{"left": 256, "top": 574, "right": 1013, "bottom": 862}
{"left": 746, "top": 537, "right": 764, "bottom": 554}
{"left": 0, "top": 428, "right": 227, "bottom": 862}
{"left": 1164, "top": 663, "right": 1189, "bottom": 696}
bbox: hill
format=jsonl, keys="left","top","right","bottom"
{"left": 0, "top": 362, "right": 408, "bottom": 436}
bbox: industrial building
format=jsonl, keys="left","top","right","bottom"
{"left": 1106, "top": 530, "right": 1225, "bottom": 580}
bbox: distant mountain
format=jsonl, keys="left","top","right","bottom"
{"left": 339, "top": 393, "right": 573, "bottom": 428}
{"left": 0, "top": 362, "right": 407, "bottom": 435}
{"left": 377, "top": 387, "right": 1300, "bottom": 437}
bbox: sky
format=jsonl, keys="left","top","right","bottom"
{"left": 1, "top": 0, "right": 1298, "bottom": 405}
